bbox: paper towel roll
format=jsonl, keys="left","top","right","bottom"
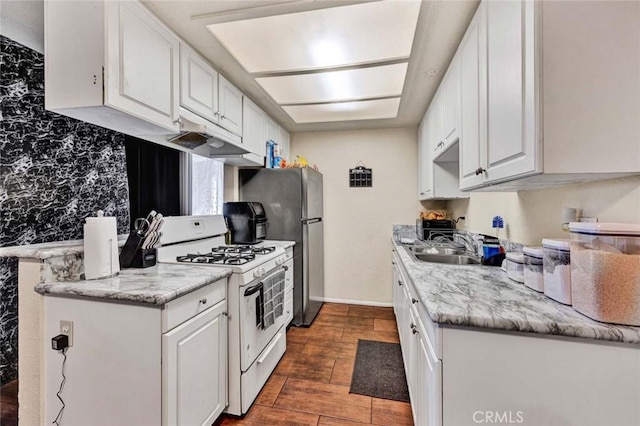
{"left": 84, "top": 211, "right": 120, "bottom": 280}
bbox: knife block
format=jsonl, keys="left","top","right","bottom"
{"left": 130, "top": 248, "right": 157, "bottom": 268}
{"left": 119, "top": 231, "right": 145, "bottom": 268}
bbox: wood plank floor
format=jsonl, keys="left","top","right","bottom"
{"left": 0, "top": 379, "right": 18, "bottom": 426}
{"left": 216, "top": 303, "right": 413, "bottom": 426}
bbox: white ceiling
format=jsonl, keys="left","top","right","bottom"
{"left": 144, "top": 0, "right": 479, "bottom": 133}
{"left": 2, "top": 0, "right": 479, "bottom": 133}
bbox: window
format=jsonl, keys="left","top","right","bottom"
{"left": 188, "top": 155, "right": 224, "bottom": 215}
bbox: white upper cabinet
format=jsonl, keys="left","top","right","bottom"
{"left": 458, "top": 2, "right": 487, "bottom": 190}
{"left": 418, "top": 113, "right": 432, "bottom": 200}
{"left": 264, "top": 117, "right": 279, "bottom": 144}
{"left": 218, "top": 75, "right": 243, "bottom": 136}
{"left": 418, "top": 104, "right": 466, "bottom": 200}
{"left": 180, "top": 44, "right": 219, "bottom": 125}
{"left": 484, "top": 0, "right": 537, "bottom": 184}
{"left": 180, "top": 44, "right": 243, "bottom": 137}
{"left": 457, "top": 0, "right": 639, "bottom": 191}
{"left": 440, "top": 56, "right": 460, "bottom": 151}
{"left": 279, "top": 128, "right": 291, "bottom": 161}
{"left": 242, "top": 97, "right": 267, "bottom": 158}
{"left": 45, "top": 0, "right": 180, "bottom": 135}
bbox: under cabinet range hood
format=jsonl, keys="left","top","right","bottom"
{"left": 143, "top": 108, "right": 263, "bottom": 166}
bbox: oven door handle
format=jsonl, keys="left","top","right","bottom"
{"left": 244, "top": 282, "right": 263, "bottom": 296}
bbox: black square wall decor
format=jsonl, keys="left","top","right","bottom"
{"left": 349, "top": 166, "right": 373, "bottom": 187}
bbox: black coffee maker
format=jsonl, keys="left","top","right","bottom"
{"left": 223, "top": 202, "right": 267, "bottom": 244}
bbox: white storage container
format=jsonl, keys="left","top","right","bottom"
{"left": 523, "top": 246, "right": 544, "bottom": 292}
{"left": 542, "top": 239, "right": 572, "bottom": 305}
{"left": 505, "top": 252, "right": 525, "bottom": 283}
{"left": 569, "top": 222, "right": 640, "bottom": 326}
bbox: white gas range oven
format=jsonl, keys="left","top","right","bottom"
{"left": 157, "top": 215, "right": 293, "bottom": 416}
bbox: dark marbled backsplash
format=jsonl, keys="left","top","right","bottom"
{"left": 0, "top": 35, "right": 130, "bottom": 385}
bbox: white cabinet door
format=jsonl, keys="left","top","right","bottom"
{"left": 280, "top": 128, "right": 291, "bottom": 160}
{"left": 459, "top": 2, "right": 487, "bottom": 190}
{"left": 180, "top": 44, "right": 219, "bottom": 124}
{"left": 423, "top": 110, "right": 435, "bottom": 199}
{"left": 431, "top": 91, "right": 444, "bottom": 155}
{"left": 417, "top": 117, "right": 431, "bottom": 200}
{"left": 485, "top": 0, "right": 538, "bottom": 183}
{"left": 416, "top": 321, "right": 443, "bottom": 426}
{"left": 163, "top": 300, "right": 227, "bottom": 426}
{"left": 105, "top": 1, "right": 179, "bottom": 132}
{"left": 242, "top": 97, "right": 267, "bottom": 157}
{"left": 218, "top": 75, "right": 243, "bottom": 136}
{"left": 441, "top": 55, "right": 460, "bottom": 149}
{"left": 264, "top": 117, "right": 279, "bottom": 144}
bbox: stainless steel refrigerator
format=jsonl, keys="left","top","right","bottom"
{"left": 239, "top": 167, "right": 324, "bottom": 326}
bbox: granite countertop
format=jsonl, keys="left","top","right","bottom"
{"left": 0, "top": 235, "right": 129, "bottom": 259}
{"left": 392, "top": 239, "right": 640, "bottom": 344}
{"left": 35, "top": 264, "right": 232, "bottom": 305}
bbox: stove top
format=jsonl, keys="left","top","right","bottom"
{"left": 176, "top": 245, "right": 276, "bottom": 266}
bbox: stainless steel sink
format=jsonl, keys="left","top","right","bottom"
{"left": 407, "top": 246, "right": 465, "bottom": 256}
{"left": 408, "top": 250, "right": 482, "bottom": 265}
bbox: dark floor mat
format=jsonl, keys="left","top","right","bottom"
{"left": 349, "top": 339, "right": 410, "bottom": 402}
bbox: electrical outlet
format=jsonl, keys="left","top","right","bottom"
{"left": 60, "top": 320, "right": 73, "bottom": 347}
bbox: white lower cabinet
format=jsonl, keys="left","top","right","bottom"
{"left": 162, "top": 300, "right": 227, "bottom": 426}
{"left": 392, "top": 245, "right": 640, "bottom": 426}
{"left": 43, "top": 279, "right": 228, "bottom": 426}
{"left": 392, "top": 249, "right": 442, "bottom": 426}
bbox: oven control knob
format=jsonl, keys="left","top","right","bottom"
{"left": 253, "top": 270, "right": 260, "bottom": 278}
{"left": 276, "top": 258, "right": 282, "bottom": 265}
{"left": 261, "top": 267, "right": 266, "bottom": 275}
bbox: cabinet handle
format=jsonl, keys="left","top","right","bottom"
{"left": 398, "top": 280, "right": 403, "bottom": 287}
{"left": 475, "top": 167, "right": 486, "bottom": 176}
{"left": 412, "top": 298, "right": 418, "bottom": 304}
{"left": 438, "top": 141, "right": 445, "bottom": 148}
{"left": 199, "top": 298, "right": 207, "bottom": 304}
{"left": 410, "top": 323, "right": 416, "bottom": 330}
{"left": 220, "top": 114, "right": 226, "bottom": 119}
{"left": 282, "top": 265, "right": 289, "bottom": 271}
{"left": 412, "top": 328, "right": 419, "bottom": 335}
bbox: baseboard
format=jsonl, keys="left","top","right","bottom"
{"left": 321, "top": 297, "right": 393, "bottom": 308}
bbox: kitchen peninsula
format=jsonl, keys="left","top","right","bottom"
{"left": 0, "top": 241, "right": 231, "bottom": 426}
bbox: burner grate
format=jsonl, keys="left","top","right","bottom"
{"left": 211, "top": 245, "right": 276, "bottom": 255}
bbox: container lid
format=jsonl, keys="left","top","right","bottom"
{"left": 568, "top": 222, "right": 640, "bottom": 236}
{"left": 506, "top": 252, "right": 525, "bottom": 264}
{"left": 542, "top": 238, "right": 571, "bottom": 250}
{"left": 523, "top": 246, "right": 544, "bottom": 258}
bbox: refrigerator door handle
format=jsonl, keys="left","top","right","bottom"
{"left": 301, "top": 218, "right": 322, "bottom": 224}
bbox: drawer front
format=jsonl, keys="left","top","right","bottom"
{"left": 403, "top": 266, "right": 443, "bottom": 360}
{"left": 162, "top": 279, "right": 226, "bottom": 332}
{"left": 240, "top": 327, "right": 286, "bottom": 413}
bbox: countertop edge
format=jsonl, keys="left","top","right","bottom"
{"left": 34, "top": 267, "right": 233, "bottom": 305}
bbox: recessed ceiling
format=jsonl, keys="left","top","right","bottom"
{"left": 205, "top": 1, "right": 419, "bottom": 124}
{"left": 255, "top": 63, "right": 408, "bottom": 105}
{"left": 143, "top": 0, "right": 480, "bottom": 132}
{"left": 206, "top": 1, "right": 420, "bottom": 74}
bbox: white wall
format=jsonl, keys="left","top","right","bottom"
{"left": 448, "top": 175, "right": 640, "bottom": 246}
{"left": 291, "top": 128, "right": 422, "bottom": 306}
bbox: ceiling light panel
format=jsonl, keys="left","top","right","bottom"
{"left": 255, "top": 63, "right": 408, "bottom": 104}
{"left": 283, "top": 98, "right": 401, "bottom": 123}
{"left": 206, "top": 0, "right": 421, "bottom": 73}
